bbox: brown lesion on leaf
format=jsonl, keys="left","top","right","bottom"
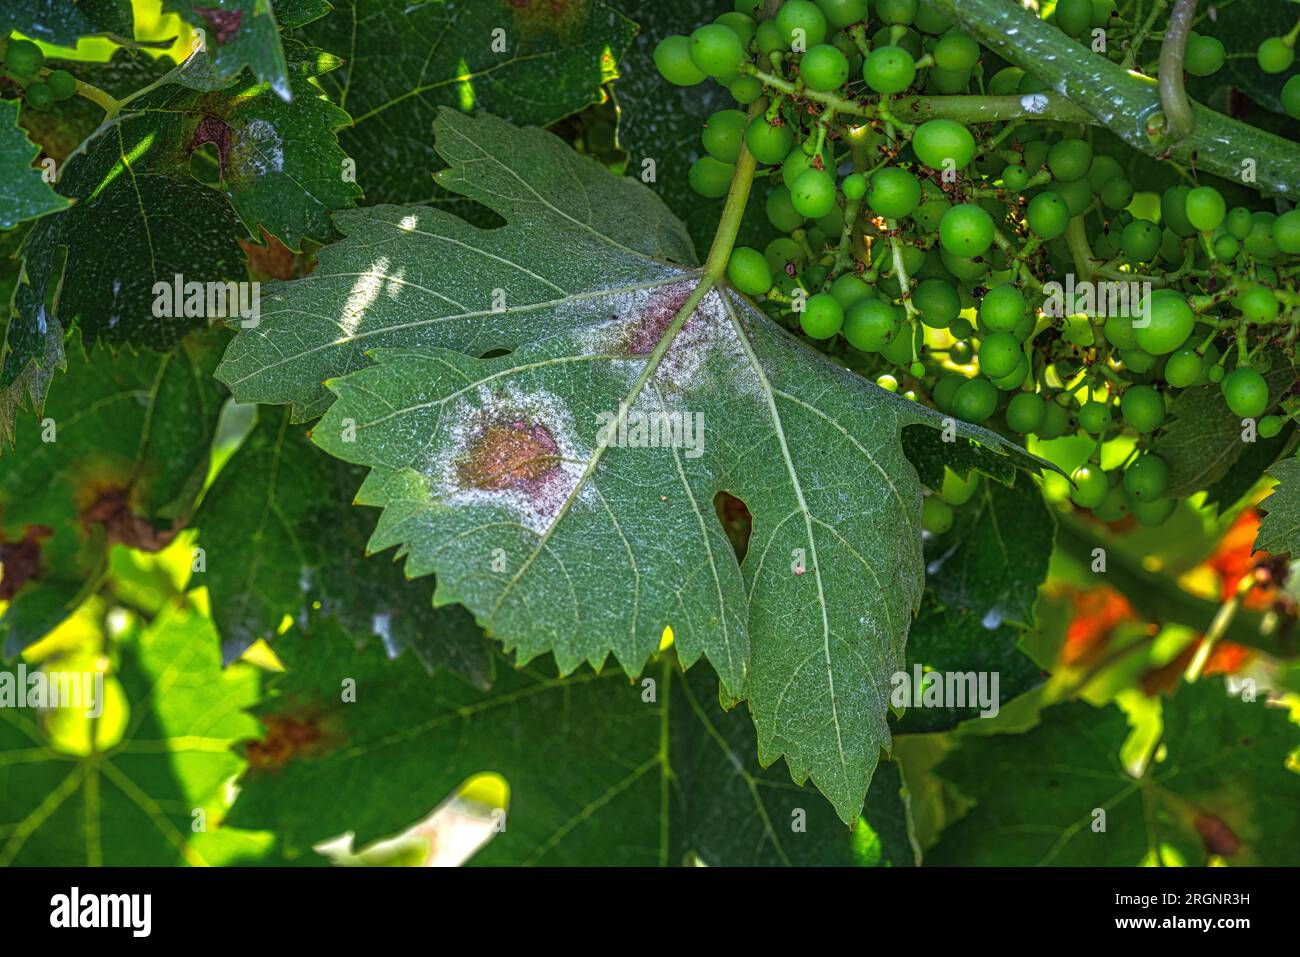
{"left": 244, "top": 709, "right": 341, "bottom": 772}
{"left": 623, "top": 281, "right": 695, "bottom": 356}
{"left": 0, "top": 525, "right": 53, "bottom": 600}
{"left": 241, "top": 226, "right": 317, "bottom": 281}
{"left": 79, "top": 485, "right": 177, "bottom": 552}
{"left": 456, "top": 420, "right": 562, "bottom": 493}
{"left": 507, "top": 0, "right": 590, "bottom": 40}
{"left": 193, "top": 7, "right": 243, "bottom": 45}
{"left": 1193, "top": 812, "right": 1242, "bottom": 858}
{"left": 187, "top": 112, "right": 233, "bottom": 177}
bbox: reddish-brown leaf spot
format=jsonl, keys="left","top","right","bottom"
{"left": 188, "top": 113, "right": 232, "bottom": 177}
{"left": 245, "top": 712, "right": 335, "bottom": 771}
{"left": 624, "top": 281, "right": 695, "bottom": 356}
{"left": 81, "top": 488, "right": 176, "bottom": 552}
{"left": 0, "top": 525, "right": 53, "bottom": 600}
{"left": 456, "top": 420, "right": 562, "bottom": 493}
{"left": 194, "top": 7, "right": 242, "bottom": 45}
{"left": 1194, "top": 813, "right": 1242, "bottom": 858}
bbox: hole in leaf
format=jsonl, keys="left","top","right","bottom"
{"left": 714, "top": 491, "right": 752, "bottom": 563}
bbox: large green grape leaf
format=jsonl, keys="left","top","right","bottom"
{"left": 193, "top": 405, "right": 492, "bottom": 685}
{"left": 0, "top": 100, "right": 70, "bottom": 230}
{"left": 295, "top": 0, "right": 636, "bottom": 203}
{"left": 1203, "top": 423, "right": 1296, "bottom": 515}
{"left": 218, "top": 109, "right": 1049, "bottom": 823}
{"left": 1151, "top": 363, "right": 1296, "bottom": 497}
{"left": 0, "top": 0, "right": 133, "bottom": 45}
{"left": 0, "top": 331, "right": 224, "bottom": 656}
{"left": 1255, "top": 456, "right": 1300, "bottom": 557}
{"left": 0, "top": 606, "right": 265, "bottom": 865}
{"left": 163, "top": 0, "right": 306, "bottom": 101}
{"left": 928, "top": 682, "right": 1300, "bottom": 865}
{"left": 230, "top": 629, "right": 918, "bottom": 866}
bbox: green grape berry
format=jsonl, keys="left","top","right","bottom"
{"left": 24, "top": 80, "right": 54, "bottom": 111}
{"left": 654, "top": 35, "right": 708, "bottom": 86}
{"left": 1120, "top": 384, "right": 1165, "bottom": 432}
{"left": 1163, "top": 347, "right": 1202, "bottom": 388}
{"left": 1258, "top": 415, "right": 1283, "bottom": 439}
{"left": 863, "top": 45, "right": 916, "bottom": 94}
{"left": 1077, "top": 399, "right": 1112, "bottom": 435}
{"left": 817, "top": 0, "right": 869, "bottom": 29}
{"left": 1131, "top": 496, "right": 1177, "bottom": 527}
{"left": 978, "top": 331, "right": 1022, "bottom": 378}
{"left": 1006, "top": 391, "right": 1046, "bottom": 433}
{"left": 953, "top": 376, "right": 998, "bottom": 422}
{"left": 776, "top": 0, "right": 830, "bottom": 48}
{"left": 1121, "top": 219, "right": 1161, "bottom": 262}
{"left": 934, "top": 33, "right": 980, "bottom": 71}
{"left": 1134, "top": 289, "right": 1194, "bottom": 355}
{"left": 727, "top": 247, "right": 773, "bottom": 296}
{"left": 842, "top": 172, "right": 867, "bottom": 200}
{"left": 801, "top": 292, "right": 845, "bottom": 339}
{"left": 979, "top": 284, "right": 1026, "bottom": 333}
{"left": 1099, "top": 177, "right": 1134, "bottom": 211}
{"left": 688, "top": 156, "right": 735, "bottom": 198}
{"left": 801, "top": 44, "right": 850, "bottom": 91}
{"left": 702, "top": 109, "right": 748, "bottom": 163}
{"left": 844, "top": 299, "right": 899, "bottom": 351}
{"left": 689, "top": 24, "right": 746, "bottom": 77}
{"left": 1002, "top": 164, "right": 1032, "bottom": 192}
{"left": 1283, "top": 75, "right": 1300, "bottom": 121}
{"left": 1238, "top": 283, "right": 1279, "bottom": 324}
{"left": 829, "top": 274, "right": 873, "bottom": 310}
{"left": 1185, "top": 185, "right": 1226, "bottom": 232}
{"left": 3, "top": 39, "right": 44, "bottom": 78}
{"left": 867, "top": 166, "right": 921, "bottom": 219}
{"left": 938, "top": 203, "right": 994, "bottom": 258}
{"left": 940, "top": 466, "right": 980, "bottom": 506}
{"left": 1257, "top": 36, "right": 1295, "bottom": 74}
{"left": 1093, "top": 482, "right": 1131, "bottom": 523}
{"left": 911, "top": 118, "right": 975, "bottom": 170}
{"left": 746, "top": 116, "right": 795, "bottom": 165}
{"left": 921, "top": 496, "right": 954, "bottom": 535}
{"left": 876, "top": 0, "right": 920, "bottom": 26}
{"left": 790, "top": 168, "right": 838, "bottom": 218}
{"left": 1221, "top": 366, "right": 1269, "bottom": 419}
{"left": 1184, "top": 32, "right": 1226, "bottom": 76}
{"left": 729, "top": 75, "right": 764, "bottom": 104}
{"left": 45, "top": 69, "right": 77, "bottom": 101}
{"left": 1026, "top": 191, "right": 1070, "bottom": 239}
{"left": 914, "top": 278, "right": 960, "bottom": 329}
{"left": 1123, "top": 454, "right": 1169, "bottom": 503}
{"left": 766, "top": 185, "right": 805, "bottom": 231}
{"left": 1047, "top": 138, "right": 1093, "bottom": 182}
{"left": 1069, "top": 463, "right": 1109, "bottom": 509}
{"left": 1273, "top": 209, "right": 1300, "bottom": 254}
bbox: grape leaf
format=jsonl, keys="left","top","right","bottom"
{"left": 230, "top": 629, "right": 918, "bottom": 866}
{"left": 926, "top": 475, "right": 1054, "bottom": 630}
{"left": 1202, "top": 422, "right": 1296, "bottom": 514}
{"left": 219, "top": 109, "right": 1049, "bottom": 823}
{"left": 0, "top": 100, "right": 70, "bottom": 229}
{"left": 0, "top": 0, "right": 133, "bottom": 45}
{"left": 294, "top": 0, "right": 636, "bottom": 203}
{"left": 0, "top": 606, "right": 262, "bottom": 865}
{"left": 928, "top": 682, "right": 1300, "bottom": 865}
{"left": 1151, "top": 363, "right": 1295, "bottom": 497}
{"left": 163, "top": 0, "right": 303, "bottom": 101}
{"left": 1255, "top": 455, "right": 1300, "bottom": 557}
{"left": 193, "top": 405, "right": 492, "bottom": 685}
{"left": 0, "top": 331, "right": 224, "bottom": 655}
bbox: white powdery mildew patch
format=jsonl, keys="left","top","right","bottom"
{"left": 428, "top": 384, "right": 592, "bottom": 537}
{"left": 655, "top": 288, "right": 759, "bottom": 401}
{"left": 232, "top": 118, "right": 285, "bottom": 177}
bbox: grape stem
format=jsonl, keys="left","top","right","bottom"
{"left": 701, "top": 100, "right": 765, "bottom": 282}
{"left": 1157, "top": 0, "right": 1197, "bottom": 142}
{"left": 1122, "top": 0, "right": 1169, "bottom": 71}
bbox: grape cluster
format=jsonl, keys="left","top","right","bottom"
{"left": 657, "top": 0, "right": 1300, "bottom": 532}
{"left": 2, "top": 38, "right": 77, "bottom": 110}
